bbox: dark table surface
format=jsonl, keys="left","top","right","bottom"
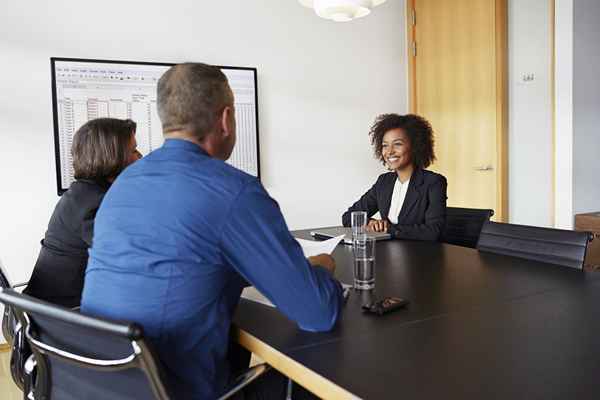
{"left": 234, "top": 229, "right": 600, "bottom": 399}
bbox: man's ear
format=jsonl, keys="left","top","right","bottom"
{"left": 220, "top": 106, "right": 234, "bottom": 138}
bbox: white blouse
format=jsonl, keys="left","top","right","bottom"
{"left": 388, "top": 177, "right": 410, "bottom": 224}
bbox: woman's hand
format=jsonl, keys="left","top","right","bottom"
{"left": 367, "top": 219, "right": 389, "bottom": 233}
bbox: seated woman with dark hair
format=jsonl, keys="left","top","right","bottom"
{"left": 342, "top": 114, "right": 447, "bottom": 241}
{"left": 24, "top": 118, "right": 139, "bottom": 307}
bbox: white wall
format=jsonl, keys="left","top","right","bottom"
{"left": 573, "top": 0, "right": 600, "bottom": 215}
{"left": 508, "top": 0, "right": 553, "bottom": 227}
{"left": 554, "top": 0, "right": 574, "bottom": 229}
{"left": 0, "top": 1, "right": 408, "bottom": 284}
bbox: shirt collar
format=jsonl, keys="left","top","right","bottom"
{"left": 396, "top": 176, "right": 410, "bottom": 186}
{"left": 163, "top": 138, "right": 209, "bottom": 156}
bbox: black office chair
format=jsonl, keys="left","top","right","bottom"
{"left": 1, "top": 259, "right": 30, "bottom": 391}
{"left": 1, "top": 258, "right": 19, "bottom": 343}
{"left": 0, "top": 289, "right": 269, "bottom": 400}
{"left": 441, "top": 207, "right": 494, "bottom": 248}
{"left": 477, "top": 221, "right": 592, "bottom": 270}
{"left": 1, "top": 259, "right": 29, "bottom": 343}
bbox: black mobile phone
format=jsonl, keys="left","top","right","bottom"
{"left": 362, "top": 297, "right": 409, "bottom": 316}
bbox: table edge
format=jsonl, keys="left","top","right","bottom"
{"left": 234, "top": 327, "right": 362, "bottom": 400}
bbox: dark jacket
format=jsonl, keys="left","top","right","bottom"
{"left": 342, "top": 169, "right": 447, "bottom": 241}
{"left": 24, "top": 180, "right": 109, "bottom": 307}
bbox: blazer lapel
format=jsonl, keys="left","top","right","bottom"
{"left": 380, "top": 174, "right": 396, "bottom": 219}
{"left": 398, "top": 168, "right": 424, "bottom": 219}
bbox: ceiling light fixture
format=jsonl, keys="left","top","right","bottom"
{"left": 299, "top": 0, "right": 387, "bottom": 22}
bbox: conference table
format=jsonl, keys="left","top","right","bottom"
{"left": 233, "top": 228, "right": 600, "bottom": 399}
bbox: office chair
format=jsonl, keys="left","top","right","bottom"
{"left": 477, "top": 221, "right": 592, "bottom": 270}
{"left": 1, "top": 257, "right": 20, "bottom": 342}
{"left": 1, "top": 258, "right": 30, "bottom": 391}
{"left": 0, "top": 288, "right": 268, "bottom": 400}
{"left": 441, "top": 207, "right": 494, "bottom": 248}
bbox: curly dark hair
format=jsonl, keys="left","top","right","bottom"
{"left": 369, "top": 113, "right": 436, "bottom": 169}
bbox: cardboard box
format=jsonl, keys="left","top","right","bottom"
{"left": 575, "top": 212, "right": 600, "bottom": 270}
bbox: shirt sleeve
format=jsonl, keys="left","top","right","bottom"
{"left": 219, "top": 179, "right": 343, "bottom": 332}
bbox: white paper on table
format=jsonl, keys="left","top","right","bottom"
{"left": 295, "top": 234, "right": 346, "bottom": 258}
{"left": 241, "top": 286, "right": 275, "bottom": 307}
{"left": 241, "top": 235, "right": 348, "bottom": 308}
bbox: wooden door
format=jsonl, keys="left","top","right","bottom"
{"left": 408, "top": 0, "right": 508, "bottom": 221}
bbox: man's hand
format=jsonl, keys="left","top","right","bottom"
{"left": 308, "top": 254, "right": 336, "bottom": 274}
{"left": 367, "top": 219, "right": 389, "bottom": 233}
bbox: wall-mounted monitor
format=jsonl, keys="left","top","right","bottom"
{"left": 51, "top": 57, "right": 259, "bottom": 195}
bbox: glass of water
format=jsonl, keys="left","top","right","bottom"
{"left": 351, "top": 211, "right": 367, "bottom": 241}
{"left": 353, "top": 236, "right": 376, "bottom": 290}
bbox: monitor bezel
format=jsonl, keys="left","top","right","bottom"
{"left": 51, "top": 57, "right": 260, "bottom": 195}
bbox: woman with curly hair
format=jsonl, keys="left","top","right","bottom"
{"left": 342, "top": 114, "right": 447, "bottom": 241}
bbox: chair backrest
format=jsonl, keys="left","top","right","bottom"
{"left": 0, "top": 289, "right": 172, "bottom": 400}
{"left": 0, "top": 258, "right": 28, "bottom": 391}
{"left": 441, "top": 207, "right": 494, "bottom": 248}
{"left": 0, "top": 258, "right": 15, "bottom": 342}
{"left": 0, "top": 257, "right": 11, "bottom": 289}
{"left": 477, "top": 221, "right": 592, "bottom": 269}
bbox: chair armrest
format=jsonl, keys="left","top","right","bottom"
{"left": 218, "top": 364, "right": 270, "bottom": 400}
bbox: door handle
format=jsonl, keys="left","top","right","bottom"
{"left": 474, "top": 165, "right": 494, "bottom": 171}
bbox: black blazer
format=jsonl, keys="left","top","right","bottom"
{"left": 342, "top": 169, "right": 447, "bottom": 241}
{"left": 24, "top": 180, "right": 109, "bottom": 308}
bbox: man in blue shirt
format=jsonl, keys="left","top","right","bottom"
{"left": 81, "top": 63, "right": 343, "bottom": 399}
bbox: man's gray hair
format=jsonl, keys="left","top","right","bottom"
{"left": 157, "top": 63, "right": 232, "bottom": 141}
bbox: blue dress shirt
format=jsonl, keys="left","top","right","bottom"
{"left": 81, "top": 139, "right": 343, "bottom": 399}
